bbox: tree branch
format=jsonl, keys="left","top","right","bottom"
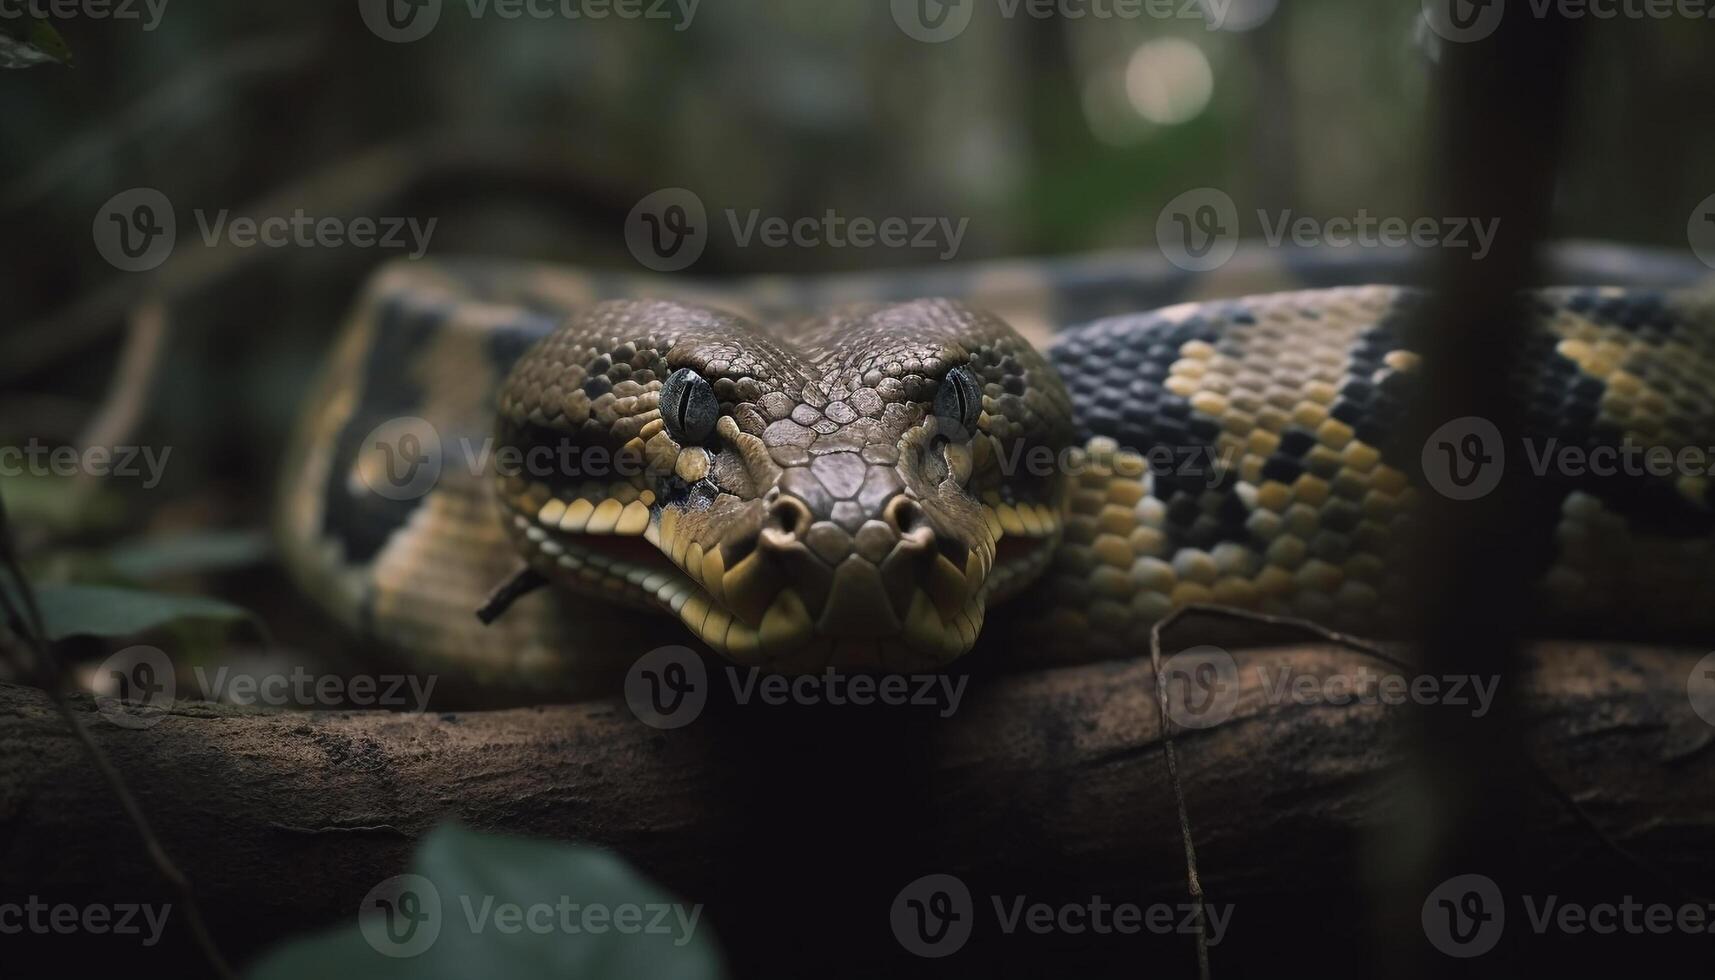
{"left": 0, "top": 642, "right": 1709, "bottom": 975}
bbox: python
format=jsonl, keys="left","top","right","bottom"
{"left": 277, "top": 244, "right": 1715, "bottom": 693}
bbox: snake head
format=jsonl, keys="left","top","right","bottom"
{"left": 492, "top": 298, "right": 1074, "bottom": 671}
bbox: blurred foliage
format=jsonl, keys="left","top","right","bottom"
{"left": 0, "top": 16, "right": 72, "bottom": 67}
{"left": 26, "top": 582, "right": 259, "bottom": 642}
{"left": 248, "top": 824, "right": 725, "bottom": 980}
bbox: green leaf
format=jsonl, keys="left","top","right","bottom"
{"left": 249, "top": 825, "right": 725, "bottom": 980}
{"left": 0, "top": 19, "right": 72, "bottom": 68}
{"left": 0, "top": 473, "right": 126, "bottom": 535}
{"left": 106, "top": 530, "right": 273, "bottom": 579}
{"left": 29, "top": 583, "right": 261, "bottom": 642}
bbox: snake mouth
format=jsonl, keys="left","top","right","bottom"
{"left": 504, "top": 491, "right": 1063, "bottom": 672}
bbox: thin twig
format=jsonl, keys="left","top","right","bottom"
{"left": 0, "top": 492, "right": 235, "bottom": 980}
{"left": 1148, "top": 602, "right": 1403, "bottom": 980}
{"left": 68, "top": 300, "right": 171, "bottom": 514}
{"left": 75, "top": 300, "right": 170, "bottom": 453}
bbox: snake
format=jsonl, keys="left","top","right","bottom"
{"left": 276, "top": 243, "right": 1715, "bottom": 695}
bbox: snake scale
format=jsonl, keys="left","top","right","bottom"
{"left": 277, "top": 243, "right": 1715, "bottom": 695}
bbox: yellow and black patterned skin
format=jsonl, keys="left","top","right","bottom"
{"left": 276, "top": 244, "right": 1715, "bottom": 694}
{"left": 1027, "top": 285, "right": 1715, "bottom": 659}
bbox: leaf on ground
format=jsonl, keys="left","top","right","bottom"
{"left": 248, "top": 824, "right": 725, "bottom": 980}
{"left": 106, "top": 529, "right": 273, "bottom": 579}
{"left": 29, "top": 583, "right": 261, "bottom": 642}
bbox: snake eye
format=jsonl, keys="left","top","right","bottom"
{"left": 660, "top": 368, "right": 719, "bottom": 444}
{"left": 933, "top": 365, "right": 983, "bottom": 442}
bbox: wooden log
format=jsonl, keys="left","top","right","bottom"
{"left": 2, "top": 642, "right": 1710, "bottom": 977}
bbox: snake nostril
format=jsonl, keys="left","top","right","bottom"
{"left": 883, "top": 496, "right": 930, "bottom": 538}
{"left": 763, "top": 495, "right": 814, "bottom": 541}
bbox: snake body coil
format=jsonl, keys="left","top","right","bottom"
{"left": 277, "top": 245, "right": 1715, "bottom": 693}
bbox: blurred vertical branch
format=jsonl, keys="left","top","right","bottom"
{"left": 67, "top": 301, "right": 170, "bottom": 508}
{"left": 1380, "top": 13, "right": 1583, "bottom": 977}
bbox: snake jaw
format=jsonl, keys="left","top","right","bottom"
{"left": 500, "top": 451, "right": 1048, "bottom": 671}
